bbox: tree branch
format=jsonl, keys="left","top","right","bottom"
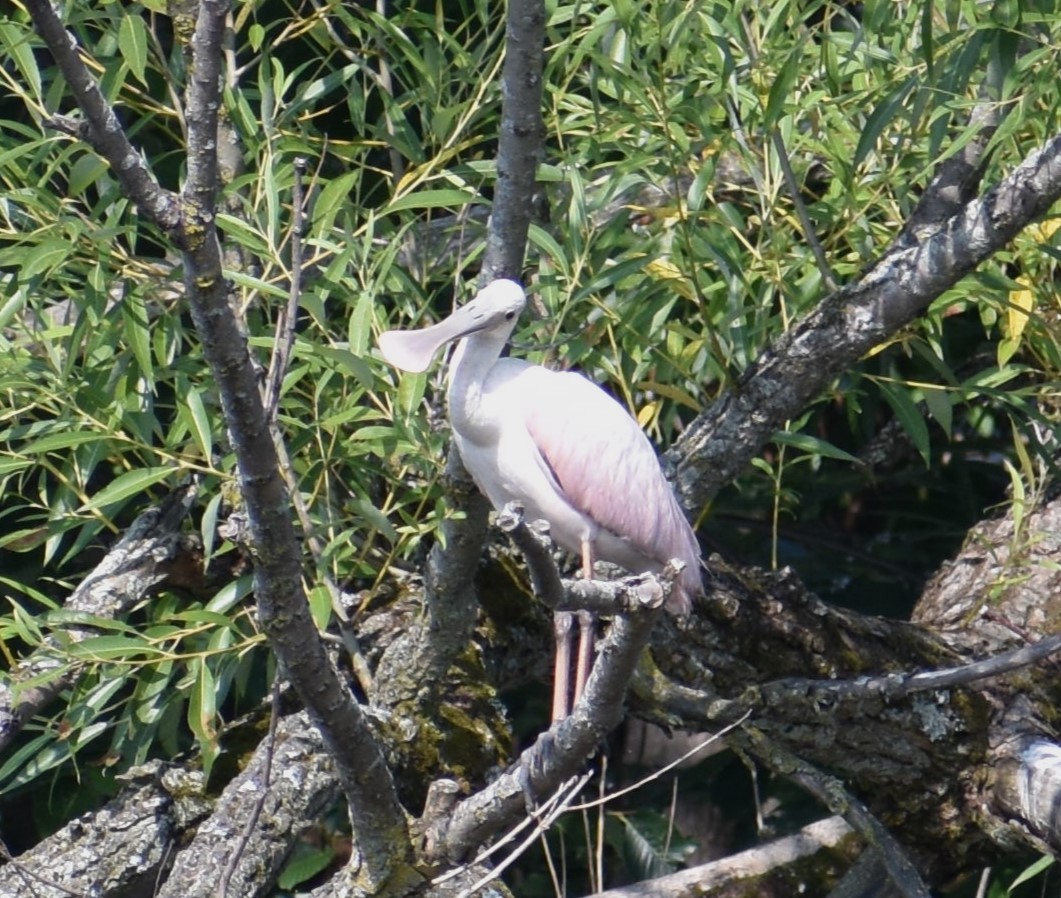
{"left": 0, "top": 761, "right": 209, "bottom": 898}
{"left": 155, "top": 711, "right": 340, "bottom": 898}
{"left": 671, "top": 131, "right": 1061, "bottom": 512}
{"left": 0, "top": 484, "right": 197, "bottom": 752}
{"left": 590, "top": 816, "right": 857, "bottom": 898}
{"left": 436, "top": 607, "right": 661, "bottom": 861}
{"left": 479, "top": 0, "right": 546, "bottom": 283}
{"left": 26, "top": 3, "right": 412, "bottom": 890}
{"left": 23, "top": 0, "right": 182, "bottom": 234}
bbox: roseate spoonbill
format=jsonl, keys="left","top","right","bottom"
{"left": 378, "top": 279, "right": 701, "bottom": 719}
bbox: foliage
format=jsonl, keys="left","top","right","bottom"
{"left": 0, "top": 0, "right": 1058, "bottom": 889}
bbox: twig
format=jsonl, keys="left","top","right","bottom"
{"left": 217, "top": 677, "right": 283, "bottom": 898}
{"left": 264, "top": 157, "right": 306, "bottom": 424}
{"left": 497, "top": 502, "right": 566, "bottom": 608}
{"left": 429, "top": 774, "right": 584, "bottom": 888}
{"left": 739, "top": 15, "right": 836, "bottom": 291}
{"left": 453, "top": 773, "right": 593, "bottom": 898}
{"left": 566, "top": 711, "right": 751, "bottom": 814}
{"left": 761, "top": 631, "right": 1061, "bottom": 709}
{"left": 743, "top": 728, "right": 930, "bottom": 898}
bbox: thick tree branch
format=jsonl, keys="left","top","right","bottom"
{"left": 26, "top": 3, "right": 411, "bottom": 890}
{"left": 0, "top": 761, "right": 209, "bottom": 898}
{"left": 155, "top": 711, "right": 340, "bottom": 898}
{"left": 0, "top": 484, "right": 197, "bottom": 752}
{"left": 671, "top": 132, "right": 1061, "bottom": 512}
{"left": 175, "top": 6, "right": 410, "bottom": 890}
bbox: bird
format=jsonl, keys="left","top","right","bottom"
{"left": 378, "top": 279, "right": 701, "bottom": 720}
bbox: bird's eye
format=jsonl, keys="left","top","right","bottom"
{"left": 504, "top": 311, "right": 515, "bottom": 320}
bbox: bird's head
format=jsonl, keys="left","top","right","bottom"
{"left": 378, "top": 279, "right": 526, "bottom": 373}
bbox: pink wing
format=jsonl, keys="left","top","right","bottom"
{"left": 518, "top": 366, "right": 701, "bottom": 612}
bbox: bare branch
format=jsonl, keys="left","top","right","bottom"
{"left": 479, "top": 0, "right": 546, "bottom": 282}
{"left": 739, "top": 727, "right": 929, "bottom": 898}
{"left": 589, "top": 817, "right": 857, "bottom": 898}
{"left": 22, "top": 0, "right": 181, "bottom": 234}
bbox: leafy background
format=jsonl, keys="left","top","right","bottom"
{"left": 0, "top": 0, "right": 1058, "bottom": 893}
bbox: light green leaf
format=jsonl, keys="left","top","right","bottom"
{"left": 20, "top": 240, "right": 72, "bottom": 280}
{"left": 181, "top": 386, "right": 214, "bottom": 461}
{"left": 80, "top": 467, "right": 174, "bottom": 512}
{"left": 0, "top": 21, "right": 41, "bottom": 100}
{"left": 122, "top": 291, "right": 154, "bottom": 382}
{"left": 313, "top": 171, "right": 361, "bottom": 228}
{"left": 188, "top": 659, "right": 219, "bottom": 777}
{"left": 878, "top": 380, "right": 931, "bottom": 466}
{"left": 1008, "top": 855, "right": 1054, "bottom": 893}
{"left": 118, "top": 14, "right": 149, "bottom": 86}
{"left": 384, "top": 189, "right": 481, "bottom": 214}
{"left": 279, "top": 846, "right": 335, "bottom": 891}
{"left": 771, "top": 430, "right": 860, "bottom": 464}
{"left": 348, "top": 289, "right": 374, "bottom": 356}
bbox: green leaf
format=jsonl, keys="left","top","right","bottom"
{"left": 1008, "top": 855, "right": 1054, "bottom": 893}
{"left": 20, "top": 240, "right": 72, "bottom": 280}
{"left": 384, "top": 189, "right": 482, "bottom": 214}
{"left": 188, "top": 659, "right": 220, "bottom": 778}
{"left": 122, "top": 291, "right": 154, "bottom": 382}
{"left": 79, "top": 467, "right": 174, "bottom": 512}
{"left": 181, "top": 386, "right": 214, "bottom": 461}
{"left": 118, "top": 14, "right": 150, "bottom": 86}
{"left": 348, "top": 289, "right": 374, "bottom": 356}
{"left": 248, "top": 23, "right": 265, "bottom": 52}
{"left": 922, "top": 387, "right": 953, "bottom": 439}
{"left": 0, "top": 21, "right": 41, "bottom": 100}
{"left": 764, "top": 41, "right": 803, "bottom": 127}
{"left": 67, "top": 153, "right": 108, "bottom": 198}
{"left": 313, "top": 171, "right": 361, "bottom": 228}
{"left": 877, "top": 380, "right": 931, "bottom": 466}
{"left": 771, "top": 431, "right": 860, "bottom": 464}
{"left": 64, "top": 634, "right": 159, "bottom": 662}
{"left": 278, "top": 846, "right": 335, "bottom": 890}
{"left": 21, "top": 430, "right": 111, "bottom": 456}
{"left": 854, "top": 77, "right": 915, "bottom": 167}
{"left": 0, "top": 734, "right": 71, "bottom": 795}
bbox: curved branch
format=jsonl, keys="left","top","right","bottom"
{"left": 23, "top": 0, "right": 181, "bottom": 234}
{"left": 436, "top": 607, "right": 661, "bottom": 860}
{"left": 671, "top": 132, "right": 1061, "bottom": 512}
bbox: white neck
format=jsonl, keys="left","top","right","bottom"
{"left": 447, "top": 330, "right": 509, "bottom": 440}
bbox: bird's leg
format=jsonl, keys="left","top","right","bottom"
{"left": 573, "top": 538, "right": 597, "bottom": 708}
{"left": 551, "top": 611, "right": 575, "bottom": 722}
